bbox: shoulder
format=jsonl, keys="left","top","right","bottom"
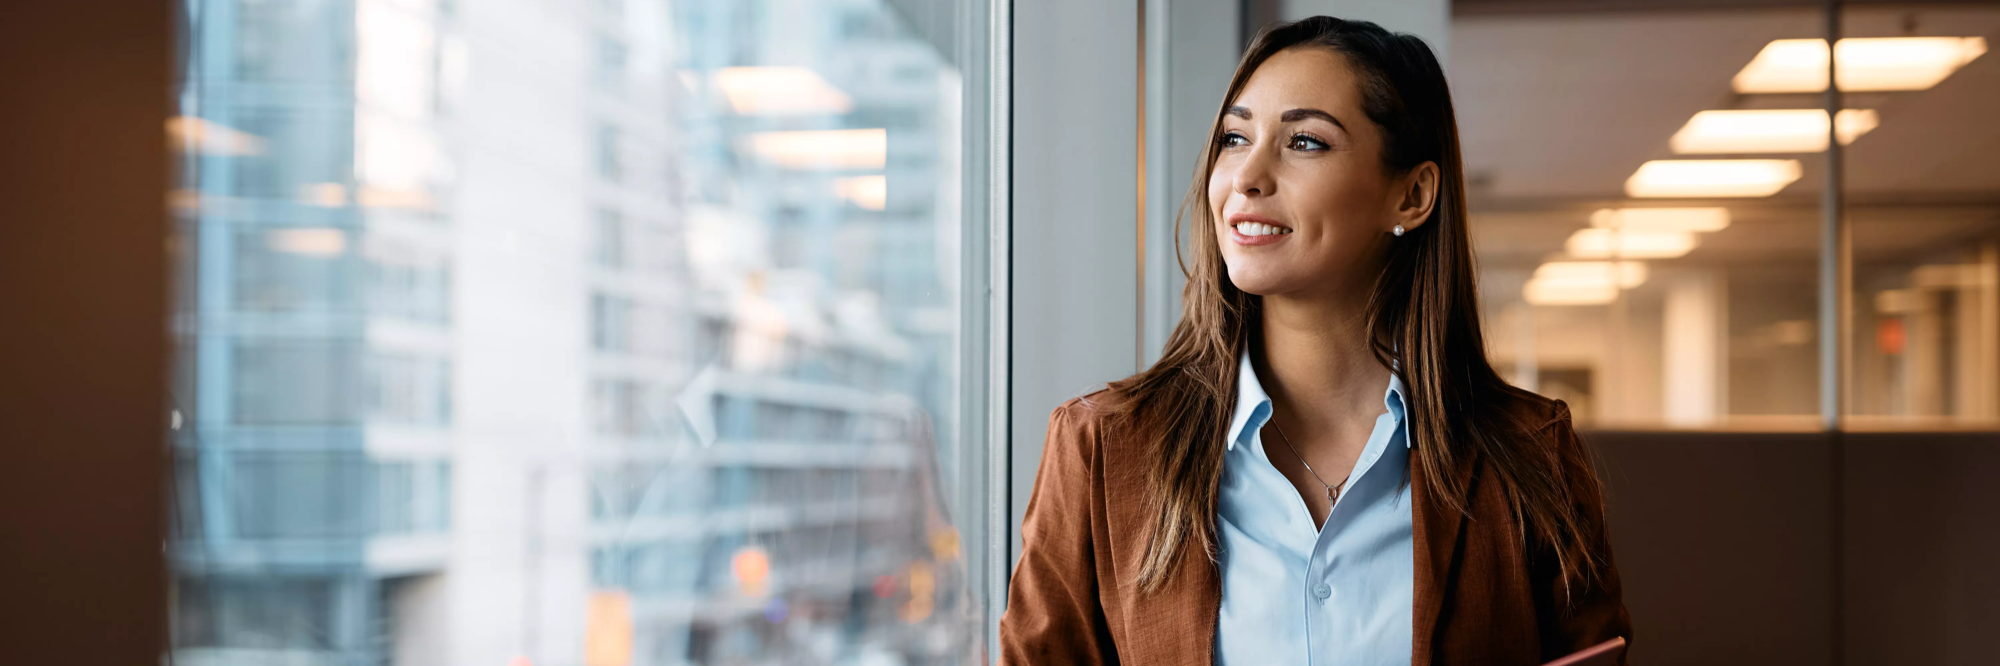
{"left": 1525, "top": 393, "right": 1575, "bottom": 435}
{"left": 1041, "top": 385, "right": 1152, "bottom": 470}
{"left": 1043, "top": 386, "right": 1121, "bottom": 448}
{"left": 1021, "top": 389, "right": 1133, "bottom": 522}
{"left": 1481, "top": 384, "right": 1577, "bottom": 439}
{"left": 1484, "top": 386, "right": 1606, "bottom": 511}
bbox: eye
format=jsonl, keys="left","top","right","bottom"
{"left": 1218, "top": 131, "right": 1249, "bottom": 148}
{"left": 1288, "top": 134, "right": 1329, "bottom": 151}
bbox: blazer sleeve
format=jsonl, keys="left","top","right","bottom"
{"left": 998, "top": 401, "right": 1118, "bottom": 666}
{"left": 1533, "top": 401, "right": 1635, "bottom": 664}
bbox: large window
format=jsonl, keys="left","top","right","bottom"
{"left": 1454, "top": 3, "right": 2000, "bottom": 429}
{"left": 170, "top": 1, "right": 997, "bottom": 664}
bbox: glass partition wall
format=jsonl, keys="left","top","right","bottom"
{"left": 1456, "top": 1, "right": 2000, "bottom": 431}
{"left": 167, "top": 1, "right": 1000, "bottom": 664}
{"left": 1841, "top": 3, "right": 2000, "bottom": 430}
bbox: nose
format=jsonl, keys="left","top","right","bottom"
{"left": 1229, "top": 141, "right": 1277, "bottom": 198}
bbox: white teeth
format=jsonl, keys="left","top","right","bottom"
{"left": 1237, "top": 222, "right": 1290, "bottom": 236}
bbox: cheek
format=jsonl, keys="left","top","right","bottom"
{"left": 1292, "top": 171, "right": 1383, "bottom": 242}
{"left": 1206, "top": 169, "right": 1232, "bottom": 219}
{"left": 1318, "top": 165, "right": 1386, "bottom": 218}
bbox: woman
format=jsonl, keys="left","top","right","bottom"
{"left": 998, "top": 17, "right": 1631, "bottom": 665}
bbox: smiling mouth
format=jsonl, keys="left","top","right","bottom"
{"left": 1232, "top": 221, "right": 1293, "bottom": 237}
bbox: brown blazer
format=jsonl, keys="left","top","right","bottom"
{"left": 999, "top": 389, "right": 1631, "bottom": 665}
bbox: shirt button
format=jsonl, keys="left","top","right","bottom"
{"left": 1313, "top": 583, "right": 1332, "bottom": 601}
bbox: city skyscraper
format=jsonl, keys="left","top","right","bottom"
{"left": 171, "top": 0, "right": 981, "bottom": 664}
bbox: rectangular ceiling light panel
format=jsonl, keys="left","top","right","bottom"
{"left": 1733, "top": 37, "right": 1988, "bottom": 93}
{"left": 1669, "top": 109, "right": 1878, "bottom": 154}
{"left": 716, "top": 67, "right": 855, "bottom": 115}
{"left": 1535, "top": 261, "right": 1650, "bottom": 288}
{"left": 1591, "top": 207, "right": 1731, "bottom": 233}
{"left": 1524, "top": 260, "right": 1648, "bottom": 306}
{"left": 1625, "top": 159, "right": 1802, "bottom": 198}
{"left": 1524, "top": 280, "right": 1618, "bottom": 306}
{"left": 1566, "top": 228, "right": 1699, "bottom": 259}
{"left": 748, "top": 128, "right": 886, "bottom": 169}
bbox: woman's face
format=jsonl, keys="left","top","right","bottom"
{"left": 1208, "top": 47, "right": 1432, "bottom": 299}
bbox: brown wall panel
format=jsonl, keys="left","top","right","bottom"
{"left": 1591, "top": 430, "right": 2000, "bottom": 666}
{"left": 0, "top": 1, "right": 171, "bottom": 664}
{"left": 1590, "top": 431, "right": 1835, "bottom": 665}
{"left": 1843, "top": 433, "right": 2000, "bottom": 666}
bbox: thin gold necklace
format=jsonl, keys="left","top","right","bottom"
{"left": 1269, "top": 416, "right": 1345, "bottom": 505}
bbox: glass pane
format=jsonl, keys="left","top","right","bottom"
{"left": 1841, "top": 3, "right": 2000, "bottom": 429}
{"left": 169, "top": 1, "right": 993, "bottom": 664}
{"left": 1456, "top": 7, "right": 1830, "bottom": 429}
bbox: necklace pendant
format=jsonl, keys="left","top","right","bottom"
{"left": 1327, "top": 487, "right": 1339, "bottom": 505}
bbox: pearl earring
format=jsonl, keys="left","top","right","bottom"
{"left": 1393, "top": 225, "right": 1405, "bottom": 237}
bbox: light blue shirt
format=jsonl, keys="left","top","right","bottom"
{"left": 1215, "top": 351, "right": 1414, "bottom": 666}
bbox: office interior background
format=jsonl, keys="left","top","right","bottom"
{"left": 1, "top": 0, "right": 1996, "bottom": 664}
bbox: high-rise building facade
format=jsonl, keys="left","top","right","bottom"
{"left": 171, "top": 1, "right": 987, "bottom": 664}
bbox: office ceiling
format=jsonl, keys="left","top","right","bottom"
{"left": 1450, "top": 4, "right": 2000, "bottom": 266}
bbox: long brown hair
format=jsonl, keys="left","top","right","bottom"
{"left": 1103, "top": 16, "right": 1609, "bottom": 601}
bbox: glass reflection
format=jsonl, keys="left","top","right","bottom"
{"left": 171, "top": 0, "right": 984, "bottom": 664}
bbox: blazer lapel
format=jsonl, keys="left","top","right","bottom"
{"left": 1410, "top": 446, "right": 1481, "bottom": 666}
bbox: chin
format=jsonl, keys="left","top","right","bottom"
{"left": 1224, "top": 264, "right": 1286, "bottom": 296}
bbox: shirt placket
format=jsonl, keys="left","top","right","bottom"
{"left": 1304, "top": 542, "right": 1333, "bottom": 666}
{"left": 1300, "top": 411, "right": 1396, "bottom": 666}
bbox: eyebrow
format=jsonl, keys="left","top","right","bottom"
{"left": 1225, "top": 105, "right": 1348, "bottom": 133}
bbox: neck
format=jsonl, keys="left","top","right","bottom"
{"left": 1252, "top": 288, "right": 1389, "bottom": 432}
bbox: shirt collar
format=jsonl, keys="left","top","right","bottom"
{"left": 1224, "top": 352, "right": 1271, "bottom": 451}
{"left": 1224, "top": 350, "right": 1409, "bottom": 451}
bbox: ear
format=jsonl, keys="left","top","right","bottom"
{"left": 1390, "top": 161, "right": 1440, "bottom": 234}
